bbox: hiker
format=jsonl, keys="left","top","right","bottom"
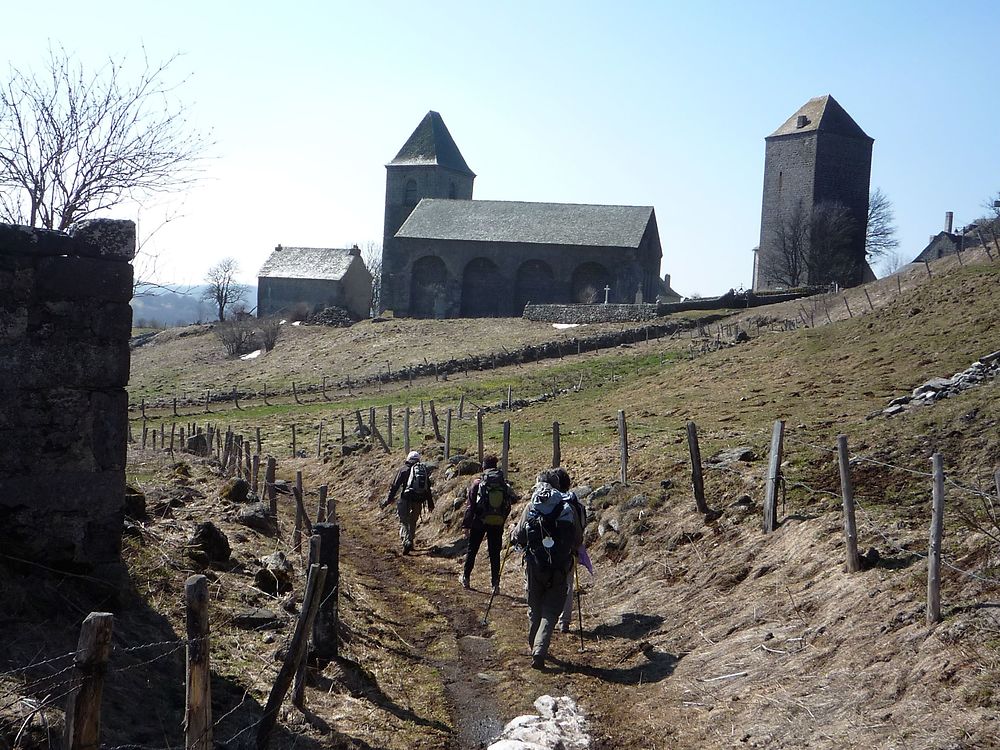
{"left": 381, "top": 450, "right": 434, "bottom": 554}
{"left": 461, "top": 454, "right": 515, "bottom": 595}
{"left": 548, "top": 467, "right": 592, "bottom": 634}
{"left": 510, "top": 468, "right": 584, "bottom": 669}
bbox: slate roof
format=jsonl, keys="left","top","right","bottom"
{"left": 768, "top": 95, "right": 872, "bottom": 140}
{"left": 258, "top": 246, "right": 357, "bottom": 281}
{"left": 388, "top": 111, "right": 475, "bottom": 175}
{"left": 395, "top": 199, "right": 654, "bottom": 248}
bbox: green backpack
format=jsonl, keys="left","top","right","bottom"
{"left": 475, "top": 469, "right": 511, "bottom": 526}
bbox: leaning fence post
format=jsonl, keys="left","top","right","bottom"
{"left": 429, "top": 400, "right": 443, "bottom": 442}
{"left": 313, "top": 523, "right": 340, "bottom": 661}
{"left": 686, "top": 421, "right": 710, "bottom": 515}
{"left": 255, "top": 563, "right": 327, "bottom": 750}
{"left": 552, "top": 421, "right": 561, "bottom": 468}
{"left": 403, "top": 406, "right": 411, "bottom": 455}
{"left": 617, "top": 410, "right": 629, "bottom": 485}
{"left": 64, "top": 612, "right": 114, "bottom": 750}
{"left": 501, "top": 420, "right": 511, "bottom": 480}
{"left": 185, "top": 575, "right": 211, "bottom": 750}
{"left": 762, "top": 420, "right": 786, "bottom": 533}
{"left": 445, "top": 408, "right": 453, "bottom": 460}
{"left": 836, "top": 435, "right": 861, "bottom": 573}
{"left": 927, "top": 452, "right": 945, "bottom": 624}
{"left": 293, "top": 535, "right": 322, "bottom": 708}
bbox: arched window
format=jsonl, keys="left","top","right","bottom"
{"left": 449, "top": 182, "right": 457, "bottom": 199}
{"left": 403, "top": 179, "right": 418, "bottom": 205}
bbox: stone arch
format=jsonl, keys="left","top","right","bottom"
{"left": 460, "top": 257, "right": 503, "bottom": 317}
{"left": 571, "top": 262, "right": 610, "bottom": 303}
{"left": 410, "top": 255, "right": 448, "bottom": 318}
{"left": 514, "top": 259, "right": 556, "bottom": 313}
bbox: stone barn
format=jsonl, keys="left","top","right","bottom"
{"left": 379, "top": 111, "right": 664, "bottom": 318}
{"left": 754, "top": 95, "right": 874, "bottom": 291}
{"left": 257, "top": 245, "right": 373, "bottom": 320}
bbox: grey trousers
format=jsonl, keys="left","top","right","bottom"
{"left": 396, "top": 497, "right": 421, "bottom": 548}
{"left": 526, "top": 564, "right": 570, "bottom": 661}
{"left": 557, "top": 573, "right": 575, "bottom": 629}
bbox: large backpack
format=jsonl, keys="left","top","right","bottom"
{"left": 475, "top": 469, "right": 511, "bottom": 526}
{"left": 523, "top": 500, "right": 575, "bottom": 577}
{"left": 405, "top": 462, "right": 431, "bottom": 499}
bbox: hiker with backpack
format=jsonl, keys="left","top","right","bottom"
{"left": 381, "top": 450, "right": 434, "bottom": 554}
{"left": 546, "top": 467, "right": 593, "bottom": 634}
{"left": 510, "top": 468, "right": 584, "bottom": 669}
{"left": 461, "top": 455, "right": 515, "bottom": 595}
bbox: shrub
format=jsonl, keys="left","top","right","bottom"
{"left": 216, "top": 318, "right": 256, "bottom": 356}
{"left": 258, "top": 316, "right": 282, "bottom": 351}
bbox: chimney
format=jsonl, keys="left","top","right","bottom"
{"left": 945, "top": 212, "right": 954, "bottom": 234}
{"left": 349, "top": 244, "right": 360, "bottom": 256}
{"left": 663, "top": 273, "right": 671, "bottom": 288}
{"left": 796, "top": 115, "right": 808, "bottom": 129}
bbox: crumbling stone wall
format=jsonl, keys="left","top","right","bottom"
{"left": 0, "top": 219, "right": 135, "bottom": 567}
{"left": 522, "top": 303, "right": 659, "bottom": 324}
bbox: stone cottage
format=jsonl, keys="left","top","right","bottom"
{"left": 257, "top": 245, "right": 372, "bottom": 320}
{"left": 379, "top": 111, "right": 664, "bottom": 318}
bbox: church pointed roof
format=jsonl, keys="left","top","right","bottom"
{"left": 768, "top": 95, "right": 872, "bottom": 140}
{"left": 388, "top": 111, "right": 475, "bottom": 175}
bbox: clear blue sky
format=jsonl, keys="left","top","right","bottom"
{"left": 3, "top": 1, "right": 998, "bottom": 297}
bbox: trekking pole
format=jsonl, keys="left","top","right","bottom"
{"left": 575, "top": 563, "right": 585, "bottom": 653}
{"left": 482, "top": 542, "right": 514, "bottom": 626}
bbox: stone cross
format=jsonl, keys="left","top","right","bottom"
{"left": 603, "top": 285, "right": 611, "bottom": 304}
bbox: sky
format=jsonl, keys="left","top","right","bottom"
{"left": 2, "top": 1, "right": 999, "bottom": 297}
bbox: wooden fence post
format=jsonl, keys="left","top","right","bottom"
{"left": 429, "top": 400, "right": 443, "bottom": 442}
{"left": 294, "top": 471, "right": 304, "bottom": 553}
{"left": 316, "top": 421, "right": 324, "bottom": 458}
{"left": 477, "top": 409, "right": 484, "bottom": 467}
{"left": 316, "top": 485, "right": 328, "bottom": 523}
{"left": 313, "top": 523, "right": 340, "bottom": 661}
{"left": 762, "top": 419, "right": 786, "bottom": 533}
{"left": 458, "top": 394, "right": 465, "bottom": 419}
{"left": 863, "top": 288, "right": 875, "bottom": 311}
{"left": 927, "top": 452, "right": 945, "bottom": 624}
{"left": 501, "top": 420, "right": 511, "bottom": 480}
{"left": 617, "top": 410, "right": 629, "bottom": 485}
{"left": 387, "top": 405, "right": 393, "bottom": 449}
{"left": 507, "top": 385, "right": 512, "bottom": 410}
{"left": 255, "top": 564, "right": 327, "bottom": 750}
{"left": 291, "top": 424, "right": 297, "bottom": 458}
{"left": 64, "top": 612, "right": 114, "bottom": 750}
{"left": 251, "top": 454, "right": 260, "bottom": 495}
{"left": 265, "top": 457, "right": 277, "bottom": 516}
{"left": 403, "top": 406, "right": 411, "bottom": 455}
{"left": 836, "top": 435, "right": 861, "bottom": 573}
{"left": 445, "top": 408, "right": 453, "bottom": 460}
{"left": 185, "top": 575, "right": 211, "bottom": 750}
{"left": 686, "top": 421, "right": 709, "bottom": 515}
{"left": 293, "top": 535, "right": 322, "bottom": 708}
{"left": 552, "top": 421, "right": 561, "bottom": 468}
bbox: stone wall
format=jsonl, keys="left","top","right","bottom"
{"left": 522, "top": 303, "right": 659, "bottom": 324}
{"left": 0, "top": 219, "right": 135, "bottom": 567}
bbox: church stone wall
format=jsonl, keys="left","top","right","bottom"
{"left": 522, "top": 303, "right": 659, "bottom": 324}
{"left": 0, "top": 219, "right": 135, "bottom": 567}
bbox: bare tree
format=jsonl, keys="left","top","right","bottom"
{"left": 769, "top": 199, "right": 858, "bottom": 288}
{"left": 360, "top": 241, "right": 382, "bottom": 315}
{"left": 876, "top": 249, "right": 904, "bottom": 277}
{"left": 769, "top": 199, "right": 811, "bottom": 287}
{"left": 0, "top": 45, "right": 207, "bottom": 230}
{"left": 202, "top": 258, "right": 248, "bottom": 322}
{"left": 865, "top": 188, "right": 899, "bottom": 260}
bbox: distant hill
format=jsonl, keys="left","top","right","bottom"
{"left": 131, "top": 285, "right": 257, "bottom": 327}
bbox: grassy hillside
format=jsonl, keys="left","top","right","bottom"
{"left": 3, "top": 247, "right": 998, "bottom": 749}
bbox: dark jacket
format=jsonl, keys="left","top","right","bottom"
{"left": 462, "top": 471, "right": 515, "bottom": 530}
{"left": 386, "top": 460, "right": 433, "bottom": 506}
{"left": 510, "top": 482, "right": 584, "bottom": 557}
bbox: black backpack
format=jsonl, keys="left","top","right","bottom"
{"left": 523, "top": 501, "right": 575, "bottom": 577}
{"left": 405, "top": 463, "right": 430, "bottom": 498}
{"left": 475, "top": 469, "right": 511, "bottom": 526}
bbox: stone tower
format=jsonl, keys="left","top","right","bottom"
{"left": 754, "top": 95, "right": 873, "bottom": 291}
{"left": 383, "top": 111, "right": 475, "bottom": 244}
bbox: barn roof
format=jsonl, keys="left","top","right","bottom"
{"left": 388, "top": 111, "right": 475, "bottom": 176}
{"left": 258, "top": 246, "right": 358, "bottom": 281}
{"left": 768, "top": 95, "right": 872, "bottom": 141}
{"left": 395, "top": 199, "right": 655, "bottom": 248}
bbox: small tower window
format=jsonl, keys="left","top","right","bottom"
{"left": 449, "top": 182, "right": 457, "bottom": 199}
{"left": 778, "top": 171, "right": 783, "bottom": 191}
{"left": 404, "top": 179, "right": 418, "bottom": 205}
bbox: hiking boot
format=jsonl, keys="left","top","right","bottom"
{"left": 460, "top": 574, "right": 470, "bottom": 589}
{"left": 402, "top": 542, "right": 412, "bottom": 555}
{"left": 531, "top": 653, "right": 545, "bottom": 670}
{"left": 559, "top": 622, "right": 570, "bottom": 634}
{"left": 491, "top": 583, "right": 500, "bottom": 596}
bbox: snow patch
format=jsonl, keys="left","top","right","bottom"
{"left": 292, "top": 320, "right": 302, "bottom": 326}
{"left": 488, "top": 695, "right": 589, "bottom": 749}
{"left": 240, "top": 349, "right": 262, "bottom": 360}
{"left": 552, "top": 323, "right": 580, "bottom": 330}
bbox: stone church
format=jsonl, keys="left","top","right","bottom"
{"left": 754, "top": 95, "right": 875, "bottom": 291}
{"left": 379, "top": 112, "right": 664, "bottom": 318}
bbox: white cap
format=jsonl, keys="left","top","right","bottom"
{"left": 406, "top": 451, "right": 421, "bottom": 462}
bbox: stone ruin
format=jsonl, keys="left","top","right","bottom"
{"left": 0, "top": 219, "right": 135, "bottom": 568}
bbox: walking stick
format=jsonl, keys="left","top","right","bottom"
{"left": 482, "top": 541, "right": 513, "bottom": 625}
{"left": 575, "top": 562, "right": 585, "bottom": 652}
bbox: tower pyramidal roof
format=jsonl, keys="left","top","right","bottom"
{"left": 388, "top": 111, "right": 475, "bottom": 176}
{"left": 768, "top": 94, "right": 872, "bottom": 140}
